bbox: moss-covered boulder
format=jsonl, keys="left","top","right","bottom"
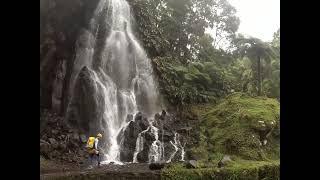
{"left": 189, "top": 93, "right": 280, "bottom": 162}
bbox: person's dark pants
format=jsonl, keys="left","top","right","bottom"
{"left": 89, "top": 152, "right": 100, "bottom": 166}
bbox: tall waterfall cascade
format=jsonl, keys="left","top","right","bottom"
{"left": 67, "top": 0, "right": 185, "bottom": 164}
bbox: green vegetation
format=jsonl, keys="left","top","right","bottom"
{"left": 162, "top": 160, "right": 280, "bottom": 180}
{"left": 130, "top": 0, "right": 280, "bottom": 105}
{"left": 189, "top": 93, "right": 280, "bottom": 161}
{"left": 153, "top": 56, "right": 228, "bottom": 106}
{"left": 41, "top": 0, "right": 280, "bottom": 179}
{"left": 166, "top": 93, "right": 280, "bottom": 179}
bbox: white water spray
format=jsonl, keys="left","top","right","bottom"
{"left": 69, "top": 0, "right": 161, "bottom": 164}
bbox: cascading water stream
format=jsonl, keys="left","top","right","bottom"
{"left": 148, "top": 124, "right": 162, "bottom": 163}
{"left": 69, "top": 0, "right": 161, "bottom": 164}
{"left": 132, "top": 127, "right": 150, "bottom": 163}
{"left": 69, "top": 0, "right": 186, "bottom": 164}
{"left": 166, "top": 133, "right": 179, "bottom": 163}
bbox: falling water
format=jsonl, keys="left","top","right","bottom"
{"left": 166, "top": 133, "right": 179, "bottom": 163}
{"left": 148, "top": 124, "right": 162, "bottom": 163}
{"left": 178, "top": 136, "right": 186, "bottom": 162}
{"left": 68, "top": 0, "right": 161, "bottom": 164}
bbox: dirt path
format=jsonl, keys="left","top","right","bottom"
{"left": 41, "top": 162, "right": 161, "bottom": 180}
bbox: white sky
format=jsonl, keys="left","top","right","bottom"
{"left": 228, "top": 0, "right": 280, "bottom": 42}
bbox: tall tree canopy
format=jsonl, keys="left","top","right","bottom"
{"left": 130, "top": 0, "right": 239, "bottom": 61}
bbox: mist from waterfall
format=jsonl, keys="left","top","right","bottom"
{"left": 68, "top": 0, "right": 161, "bottom": 164}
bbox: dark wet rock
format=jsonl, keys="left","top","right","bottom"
{"left": 136, "top": 146, "right": 149, "bottom": 163}
{"left": 161, "top": 110, "right": 166, "bottom": 119}
{"left": 40, "top": 139, "right": 49, "bottom": 144}
{"left": 163, "top": 142, "right": 177, "bottom": 162}
{"left": 51, "top": 129, "right": 59, "bottom": 135}
{"left": 119, "top": 112, "right": 151, "bottom": 162}
{"left": 40, "top": 142, "right": 52, "bottom": 158}
{"left": 185, "top": 160, "right": 197, "bottom": 169}
{"left": 71, "top": 133, "right": 80, "bottom": 142}
{"left": 48, "top": 138, "right": 57, "bottom": 145}
{"left": 149, "top": 162, "right": 165, "bottom": 170}
{"left": 134, "top": 112, "right": 149, "bottom": 130}
{"left": 158, "top": 130, "right": 174, "bottom": 142}
{"left": 119, "top": 111, "right": 186, "bottom": 163}
{"left": 66, "top": 66, "right": 106, "bottom": 135}
{"left": 58, "top": 143, "right": 67, "bottom": 151}
{"left": 50, "top": 150, "right": 60, "bottom": 159}
{"left": 154, "top": 113, "right": 161, "bottom": 121}
{"left": 144, "top": 130, "right": 156, "bottom": 142}
{"left": 126, "top": 114, "right": 133, "bottom": 122}
{"left": 176, "top": 127, "right": 192, "bottom": 134}
{"left": 80, "top": 134, "right": 87, "bottom": 143}
{"left": 119, "top": 120, "right": 143, "bottom": 162}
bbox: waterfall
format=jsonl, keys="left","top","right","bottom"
{"left": 166, "top": 133, "right": 179, "bottom": 163}
{"left": 148, "top": 124, "right": 162, "bottom": 163}
{"left": 132, "top": 127, "right": 150, "bottom": 163}
{"left": 68, "top": 0, "right": 161, "bottom": 164}
{"left": 178, "top": 134, "right": 186, "bottom": 162}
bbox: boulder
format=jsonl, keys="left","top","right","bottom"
{"left": 185, "top": 160, "right": 197, "bottom": 169}
{"left": 48, "top": 138, "right": 57, "bottom": 145}
{"left": 218, "top": 155, "right": 232, "bottom": 168}
{"left": 71, "top": 133, "right": 79, "bottom": 142}
{"left": 40, "top": 139, "right": 48, "bottom": 144}
{"left": 154, "top": 113, "right": 161, "bottom": 121}
{"left": 119, "top": 112, "right": 151, "bottom": 162}
{"left": 58, "top": 143, "right": 67, "bottom": 151}
{"left": 119, "top": 120, "right": 143, "bottom": 162}
{"left": 160, "top": 110, "right": 166, "bottom": 119}
{"left": 149, "top": 162, "right": 166, "bottom": 170}
{"left": 51, "top": 129, "right": 59, "bottom": 135}
{"left": 134, "top": 112, "right": 149, "bottom": 130}
{"left": 144, "top": 131, "right": 156, "bottom": 142}
{"left": 66, "top": 66, "right": 105, "bottom": 133}
{"left": 40, "top": 142, "right": 52, "bottom": 157}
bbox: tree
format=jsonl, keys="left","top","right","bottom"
{"left": 271, "top": 28, "right": 280, "bottom": 49}
{"left": 129, "top": 0, "right": 240, "bottom": 61}
{"left": 234, "top": 35, "right": 276, "bottom": 96}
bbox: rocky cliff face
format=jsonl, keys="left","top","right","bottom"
{"left": 40, "top": 0, "right": 100, "bottom": 114}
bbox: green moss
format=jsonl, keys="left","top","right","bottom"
{"left": 189, "top": 93, "right": 280, "bottom": 161}
{"left": 161, "top": 160, "right": 279, "bottom": 180}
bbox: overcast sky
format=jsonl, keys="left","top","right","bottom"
{"left": 228, "top": 0, "right": 280, "bottom": 42}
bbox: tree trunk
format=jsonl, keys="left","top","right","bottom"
{"left": 257, "top": 56, "right": 262, "bottom": 96}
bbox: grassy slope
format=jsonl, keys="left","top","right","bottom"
{"left": 190, "top": 93, "right": 280, "bottom": 161}
{"left": 162, "top": 93, "right": 280, "bottom": 179}
{"left": 162, "top": 160, "right": 279, "bottom": 180}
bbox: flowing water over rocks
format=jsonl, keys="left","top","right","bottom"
{"left": 65, "top": 0, "right": 185, "bottom": 164}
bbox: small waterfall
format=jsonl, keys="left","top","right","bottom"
{"left": 148, "top": 124, "right": 162, "bottom": 163}
{"left": 166, "top": 133, "right": 179, "bottom": 163}
{"left": 133, "top": 127, "right": 150, "bottom": 163}
{"left": 178, "top": 136, "right": 186, "bottom": 162}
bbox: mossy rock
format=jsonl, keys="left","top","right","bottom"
{"left": 189, "top": 93, "right": 280, "bottom": 161}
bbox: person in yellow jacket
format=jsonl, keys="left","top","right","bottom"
{"left": 87, "top": 133, "right": 103, "bottom": 167}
